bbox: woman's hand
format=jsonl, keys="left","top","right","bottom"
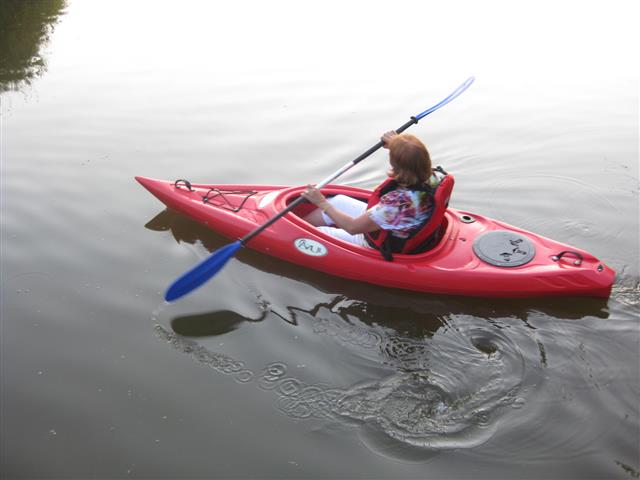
{"left": 301, "top": 185, "right": 331, "bottom": 211}
{"left": 381, "top": 130, "right": 398, "bottom": 148}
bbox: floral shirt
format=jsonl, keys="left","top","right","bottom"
{"left": 367, "top": 187, "right": 433, "bottom": 238}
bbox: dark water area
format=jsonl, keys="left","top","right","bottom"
{"left": 1, "top": 1, "right": 639, "bottom": 479}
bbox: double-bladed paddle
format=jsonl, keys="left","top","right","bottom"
{"left": 165, "top": 76, "right": 475, "bottom": 301}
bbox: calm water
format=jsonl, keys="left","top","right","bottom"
{"left": 1, "top": 1, "right": 639, "bottom": 478}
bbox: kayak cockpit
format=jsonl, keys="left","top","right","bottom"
{"left": 281, "top": 185, "right": 453, "bottom": 260}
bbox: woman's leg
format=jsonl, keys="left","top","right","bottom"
{"left": 303, "top": 195, "right": 367, "bottom": 226}
{"left": 316, "top": 226, "right": 369, "bottom": 247}
{"left": 303, "top": 207, "right": 327, "bottom": 227}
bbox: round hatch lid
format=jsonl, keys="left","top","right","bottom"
{"left": 472, "top": 230, "right": 536, "bottom": 267}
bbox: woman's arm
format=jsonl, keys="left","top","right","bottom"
{"left": 301, "top": 186, "right": 380, "bottom": 235}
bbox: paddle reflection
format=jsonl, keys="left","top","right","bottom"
{"left": 171, "top": 309, "right": 267, "bottom": 337}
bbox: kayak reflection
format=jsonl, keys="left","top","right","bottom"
{"left": 145, "top": 208, "right": 610, "bottom": 321}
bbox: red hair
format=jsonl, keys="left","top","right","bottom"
{"left": 388, "top": 134, "right": 432, "bottom": 186}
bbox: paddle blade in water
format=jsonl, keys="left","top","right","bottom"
{"left": 164, "top": 240, "right": 243, "bottom": 302}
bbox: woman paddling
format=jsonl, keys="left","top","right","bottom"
{"left": 301, "top": 131, "right": 444, "bottom": 258}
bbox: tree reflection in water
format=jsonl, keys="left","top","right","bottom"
{"left": 0, "top": 0, "right": 67, "bottom": 92}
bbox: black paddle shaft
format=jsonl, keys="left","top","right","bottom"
{"left": 239, "top": 116, "right": 419, "bottom": 246}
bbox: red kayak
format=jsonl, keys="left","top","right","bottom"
{"left": 136, "top": 176, "right": 615, "bottom": 298}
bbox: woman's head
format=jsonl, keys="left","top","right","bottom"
{"left": 387, "top": 134, "right": 432, "bottom": 186}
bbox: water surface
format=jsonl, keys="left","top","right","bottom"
{"left": 1, "top": 1, "right": 638, "bottom": 478}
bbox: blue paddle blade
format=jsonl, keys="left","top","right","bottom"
{"left": 414, "top": 76, "right": 475, "bottom": 121}
{"left": 165, "top": 240, "right": 243, "bottom": 302}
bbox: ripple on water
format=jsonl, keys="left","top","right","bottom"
{"left": 529, "top": 316, "right": 637, "bottom": 392}
{"left": 155, "top": 294, "right": 635, "bottom": 464}
{"left": 611, "top": 283, "right": 640, "bottom": 307}
{"left": 154, "top": 325, "right": 254, "bottom": 384}
{"left": 155, "top": 298, "right": 533, "bottom": 458}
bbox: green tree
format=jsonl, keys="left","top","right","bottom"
{"left": 0, "top": 0, "right": 67, "bottom": 93}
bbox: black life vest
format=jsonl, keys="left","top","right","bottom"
{"left": 365, "top": 166, "right": 454, "bottom": 261}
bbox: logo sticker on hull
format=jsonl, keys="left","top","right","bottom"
{"left": 294, "top": 238, "right": 328, "bottom": 257}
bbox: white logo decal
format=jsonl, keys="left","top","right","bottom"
{"left": 294, "top": 238, "right": 328, "bottom": 257}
